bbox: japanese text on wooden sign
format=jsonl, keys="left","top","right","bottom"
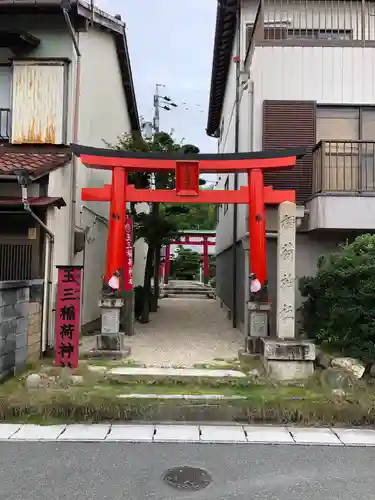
{"left": 124, "top": 216, "right": 133, "bottom": 291}
{"left": 55, "top": 266, "right": 82, "bottom": 368}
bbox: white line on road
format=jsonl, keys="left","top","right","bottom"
{"left": 0, "top": 423, "right": 375, "bottom": 446}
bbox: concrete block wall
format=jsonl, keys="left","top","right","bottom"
{"left": 0, "top": 280, "right": 43, "bottom": 380}
{"left": 0, "top": 281, "right": 30, "bottom": 380}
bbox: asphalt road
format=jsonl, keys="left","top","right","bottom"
{"left": 1, "top": 442, "right": 375, "bottom": 500}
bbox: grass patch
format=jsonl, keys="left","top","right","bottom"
{"left": 2, "top": 384, "right": 375, "bottom": 426}
{"left": 2, "top": 362, "right": 375, "bottom": 426}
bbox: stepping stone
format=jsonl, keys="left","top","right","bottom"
{"left": 108, "top": 367, "right": 246, "bottom": 379}
{"left": 117, "top": 394, "right": 247, "bottom": 400}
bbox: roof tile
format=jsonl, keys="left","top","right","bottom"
{"left": 0, "top": 145, "right": 72, "bottom": 178}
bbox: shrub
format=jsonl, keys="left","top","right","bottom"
{"left": 299, "top": 234, "right": 375, "bottom": 361}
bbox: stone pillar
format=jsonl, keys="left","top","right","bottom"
{"left": 261, "top": 201, "right": 315, "bottom": 380}
{"left": 276, "top": 201, "right": 296, "bottom": 339}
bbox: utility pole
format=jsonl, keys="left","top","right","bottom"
{"left": 153, "top": 83, "right": 178, "bottom": 134}
{"left": 150, "top": 84, "right": 177, "bottom": 311}
{"left": 153, "top": 84, "right": 161, "bottom": 133}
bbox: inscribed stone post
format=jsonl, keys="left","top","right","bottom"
{"left": 276, "top": 201, "right": 296, "bottom": 340}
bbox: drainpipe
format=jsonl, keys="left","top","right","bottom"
{"left": 16, "top": 173, "right": 54, "bottom": 355}
{"left": 62, "top": 6, "right": 81, "bottom": 265}
{"left": 232, "top": 0, "right": 241, "bottom": 328}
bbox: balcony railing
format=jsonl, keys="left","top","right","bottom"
{"left": 312, "top": 140, "right": 375, "bottom": 193}
{"left": 245, "top": 0, "right": 375, "bottom": 64}
{"left": 0, "top": 108, "right": 11, "bottom": 141}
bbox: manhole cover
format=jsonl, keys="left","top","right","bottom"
{"left": 163, "top": 466, "right": 212, "bottom": 491}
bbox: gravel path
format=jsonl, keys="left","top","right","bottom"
{"left": 127, "top": 297, "right": 243, "bottom": 367}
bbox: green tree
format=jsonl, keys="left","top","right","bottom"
{"left": 173, "top": 247, "right": 201, "bottom": 280}
{"left": 299, "top": 234, "right": 375, "bottom": 361}
{"left": 107, "top": 131, "right": 202, "bottom": 323}
{"left": 165, "top": 201, "right": 217, "bottom": 230}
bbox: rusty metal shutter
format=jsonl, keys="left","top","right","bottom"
{"left": 263, "top": 100, "right": 316, "bottom": 204}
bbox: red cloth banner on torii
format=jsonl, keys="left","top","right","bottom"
{"left": 124, "top": 215, "right": 133, "bottom": 291}
{"left": 72, "top": 144, "right": 305, "bottom": 291}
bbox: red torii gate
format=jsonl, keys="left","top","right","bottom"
{"left": 71, "top": 144, "right": 304, "bottom": 291}
{"left": 164, "top": 232, "right": 216, "bottom": 285}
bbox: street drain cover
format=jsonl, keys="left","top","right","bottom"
{"left": 163, "top": 466, "right": 212, "bottom": 491}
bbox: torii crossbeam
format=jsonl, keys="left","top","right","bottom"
{"left": 71, "top": 144, "right": 305, "bottom": 289}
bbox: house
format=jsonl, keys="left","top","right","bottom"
{"left": 207, "top": 0, "right": 375, "bottom": 334}
{"left": 0, "top": 0, "right": 144, "bottom": 352}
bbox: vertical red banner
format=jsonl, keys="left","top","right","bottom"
{"left": 55, "top": 266, "right": 83, "bottom": 368}
{"left": 124, "top": 215, "right": 133, "bottom": 291}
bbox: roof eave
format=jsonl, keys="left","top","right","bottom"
{"left": 206, "top": 0, "right": 238, "bottom": 137}
{"left": 114, "top": 28, "right": 141, "bottom": 133}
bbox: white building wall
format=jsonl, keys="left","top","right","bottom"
{"left": 250, "top": 45, "right": 375, "bottom": 150}
{"left": 74, "top": 25, "right": 138, "bottom": 326}
{"left": 215, "top": 0, "right": 375, "bottom": 255}
{"left": 215, "top": 16, "right": 253, "bottom": 255}
{"left": 47, "top": 24, "right": 144, "bottom": 329}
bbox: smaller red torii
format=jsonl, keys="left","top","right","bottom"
{"left": 164, "top": 232, "right": 216, "bottom": 285}
{"left": 72, "top": 144, "right": 305, "bottom": 291}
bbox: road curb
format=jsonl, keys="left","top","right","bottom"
{"left": 2, "top": 423, "right": 375, "bottom": 446}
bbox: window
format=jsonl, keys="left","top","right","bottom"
{"left": 245, "top": 23, "right": 352, "bottom": 47}
{"left": 316, "top": 106, "right": 375, "bottom": 191}
{"left": 288, "top": 29, "right": 352, "bottom": 40}
{"left": 223, "top": 177, "right": 229, "bottom": 214}
{"left": 0, "top": 65, "right": 11, "bottom": 141}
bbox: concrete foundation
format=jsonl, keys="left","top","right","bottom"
{"left": 261, "top": 338, "right": 315, "bottom": 381}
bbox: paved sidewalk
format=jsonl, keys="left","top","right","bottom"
{"left": 2, "top": 423, "right": 375, "bottom": 446}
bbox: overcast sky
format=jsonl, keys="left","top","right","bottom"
{"left": 97, "top": 0, "right": 218, "bottom": 154}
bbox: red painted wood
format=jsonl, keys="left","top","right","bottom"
{"left": 82, "top": 184, "right": 295, "bottom": 205}
{"left": 124, "top": 215, "right": 133, "bottom": 291}
{"left": 248, "top": 169, "right": 267, "bottom": 286}
{"left": 170, "top": 240, "right": 215, "bottom": 246}
{"left": 106, "top": 167, "right": 127, "bottom": 283}
{"left": 203, "top": 236, "right": 209, "bottom": 283}
{"left": 175, "top": 161, "right": 200, "bottom": 196}
{"left": 79, "top": 151, "right": 298, "bottom": 297}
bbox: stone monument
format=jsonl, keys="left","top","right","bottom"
{"left": 94, "top": 297, "right": 130, "bottom": 358}
{"left": 261, "top": 201, "right": 316, "bottom": 380}
{"left": 85, "top": 281, "right": 130, "bottom": 359}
